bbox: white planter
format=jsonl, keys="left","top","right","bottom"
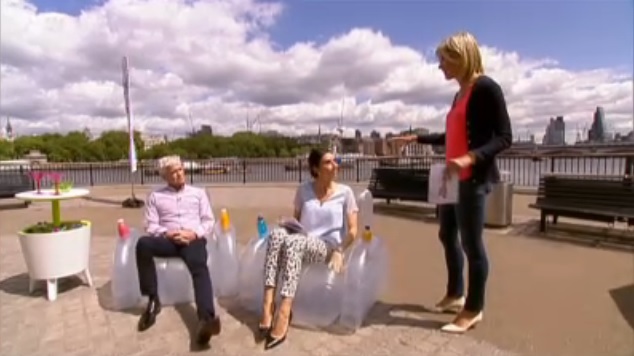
{"left": 18, "top": 221, "right": 93, "bottom": 301}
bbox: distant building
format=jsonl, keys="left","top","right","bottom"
{"left": 341, "top": 137, "right": 360, "bottom": 153}
{"left": 0, "top": 118, "right": 14, "bottom": 142}
{"left": 402, "top": 128, "right": 433, "bottom": 156}
{"left": 297, "top": 133, "right": 329, "bottom": 145}
{"left": 542, "top": 116, "right": 566, "bottom": 145}
{"left": 22, "top": 150, "right": 47, "bottom": 164}
{"left": 82, "top": 127, "right": 95, "bottom": 141}
{"left": 512, "top": 134, "right": 537, "bottom": 149}
{"left": 141, "top": 133, "right": 166, "bottom": 150}
{"left": 261, "top": 130, "right": 283, "bottom": 137}
{"left": 198, "top": 125, "right": 213, "bottom": 136}
{"left": 358, "top": 137, "right": 392, "bottom": 156}
{"left": 360, "top": 138, "right": 376, "bottom": 155}
{"left": 588, "top": 106, "right": 607, "bottom": 143}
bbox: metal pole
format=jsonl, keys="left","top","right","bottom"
{"left": 130, "top": 170, "right": 136, "bottom": 198}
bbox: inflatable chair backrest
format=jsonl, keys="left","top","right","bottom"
{"left": 356, "top": 189, "right": 374, "bottom": 233}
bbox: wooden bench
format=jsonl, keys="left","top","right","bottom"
{"left": 528, "top": 174, "right": 634, "bottom": 233}
{"left": 368, "top": 168, "right": 429, "bottom": 204}
{"left": 0, "top": 170, "right": 33, "bottom": 207}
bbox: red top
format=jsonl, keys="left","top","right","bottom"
{"left": 446, "top": 87, "right": 473, "bottom": 181}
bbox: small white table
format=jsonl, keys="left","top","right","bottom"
{"left": 15, "top": 188, "right": 90, "bottom": 227}
{"left": 15, "top": 188, "right": 93, "bottom": 301}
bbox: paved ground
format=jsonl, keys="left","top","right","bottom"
{"left": 0, "top": 185, "right": 633, "bottom": 356}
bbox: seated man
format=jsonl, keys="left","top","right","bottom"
{"left": 136, "top": 155, "right": 220, "bottom": 346}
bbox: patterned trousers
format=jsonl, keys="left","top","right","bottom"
{"left": 263, "top": 227, "right": 332, "bottom": 298}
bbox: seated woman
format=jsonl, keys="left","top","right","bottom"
{"left": 259, "top": 148, "right": 359, "bottom": 350}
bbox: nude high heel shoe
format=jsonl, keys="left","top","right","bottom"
{"left": 431, "top": 296, "right": 465, "bottom": 314}
{"left": 440, "top": 312, "right": 483, "bottom": 334}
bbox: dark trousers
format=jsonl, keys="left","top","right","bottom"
{"left": 136, "top": 236, "right": 216, "bottom": 320}
{"left": 438, "top": 181, "right": 490, "bottom": 312}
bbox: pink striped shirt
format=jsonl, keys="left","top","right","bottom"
{"left": 144, "top": 185, "right": 215, "bottom": 238}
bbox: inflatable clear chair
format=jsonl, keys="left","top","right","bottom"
{"left": 236, "top": 189, "right": 387, "bottom": 331}
{"left": 111, "top": 227, "right": 218, "bottom": 309}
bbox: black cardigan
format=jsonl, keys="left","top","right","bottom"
{"left": 417, "top": 75, "right": 513, "bottom": 184}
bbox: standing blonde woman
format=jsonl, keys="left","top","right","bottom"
{"left": 391, "top": 32, "right": 512, "bottom": 333}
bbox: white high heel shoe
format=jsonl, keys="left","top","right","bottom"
{"left": 430, "top": 296, "right": 465, "bottom": 314}
{"left": 440, "top": 312, "right": 483, "bottom": 334}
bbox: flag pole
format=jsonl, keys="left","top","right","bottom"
{"left": 121, "top": 55, "right": 144, "bottom": 208}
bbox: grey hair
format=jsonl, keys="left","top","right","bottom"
{"left": 158, "top": 155, "right": 182, "bottom": 178}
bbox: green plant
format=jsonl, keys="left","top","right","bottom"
{"left": 59, "top": 181, "right": 73, "bottom": 192}
{"left": 23, "top": 221, "right": 85, "bottom": 234}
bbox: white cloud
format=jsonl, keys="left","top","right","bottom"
{"left": 0, "top": 0, "right": 632, "bottom": 143}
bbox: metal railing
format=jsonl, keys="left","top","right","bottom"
{"left": 1, "top": 153, "right": 632, "bottom": 189}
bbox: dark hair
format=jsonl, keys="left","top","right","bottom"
{"left": 307, "top": 148, "right": 326, "bottom": 178}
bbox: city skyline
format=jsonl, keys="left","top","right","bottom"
{"left": 0, "top": 0, "right": 632, "bottom": 142}
{"left": 1, "top": 105, "right": 632, "bottom": 145}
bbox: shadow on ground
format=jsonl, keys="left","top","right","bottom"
{"left": 96, "top": 281, "right": 143, "bottom": 316}
{"left": 218, "top": 298, "right": 263, "bottom": 343}
{"left": 96, "top": 281, "right": 209, "bottom": 351}
{"left": 0, "top": 201, "right": 29, "bottom": 211}
{"left": 174, "top": 303, "right": 214, "bottom": 352}
{"left": 83, "top": 196, "right": 123, "bottom": 206}
{"left": 508, "top": 219, "right": 634, "bottom": 253}
{"left": 610, "top": 284, "right": 634, "bottom": 331}
{"left": 361, "top": 301, "right": 446, "bottom": 330}
{"left": 0, "top": 272, "right": 85, "bottom": 299}
{"left": 374, "top": 203, "right": 438, "bottom": 223}
{"left": 218, "top": 296, "right": 446, "bottom": 339}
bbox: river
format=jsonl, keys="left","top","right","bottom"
{"left": 14, "top": 156, "right": 629, "bottom": 188}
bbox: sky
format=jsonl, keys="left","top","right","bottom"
{"left": 1, "top": 0, "right": 632, "bottom": 143}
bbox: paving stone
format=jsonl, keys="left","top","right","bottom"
{"left": 0, "top": 233, "right": 517, "bottom": 356}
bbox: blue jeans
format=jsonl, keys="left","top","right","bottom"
{"left": 437, "top": 180, "right": 490, "bottom": 312}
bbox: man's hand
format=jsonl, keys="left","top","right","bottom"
{"left": 178, "top": 229, "right": 198, "bottom": 243}
{"left": 165, "top": 230, "right": 181, "bottom": 239}
{"left": 328, "top": 251, "right": 345, "bottom": 274}
{"left": 164, "top": 229, "right": 197, "bottom": 245}
{"left": 164, "top": 230, "right": 185, "bottom": 245}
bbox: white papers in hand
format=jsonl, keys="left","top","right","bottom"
{"left": 428, "top": 163, "right": 459, "bottom": 205}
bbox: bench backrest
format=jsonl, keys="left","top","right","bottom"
{"left": 0, "top": 171, "right": 33, "bottom": 198}
{"left": 537, "top": 175, "right": 634, "bottom": 211}
{"left": 370, "top": 168, "right": 429, "bottom": 191}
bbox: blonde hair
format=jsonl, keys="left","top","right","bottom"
{"left": 436, "top": 31, "right": 484, "bottom": 81}
{"left": 158, "top": 155, "right": 182, "bottom": 177}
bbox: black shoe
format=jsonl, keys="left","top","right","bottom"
{"left": 196, "top": 316, "right": 221, "bottom": 346}
{"left": 264, "top": 311, "right": 293, "bottom": 350}
{"left": 138, "top": 297, "right": 162, "bottom": 332}
{"left": 257, "top": 303, "right": 275, "bottom": 342}
{"left": 257, "top": 324, "right": 271, "bottom": 343}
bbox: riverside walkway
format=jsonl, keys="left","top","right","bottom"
{"left": 0, "top": 185, "right": 632, "bottom": 356}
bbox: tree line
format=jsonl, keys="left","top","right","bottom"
{"left": 0, "top": 131, "right": 320, "bottom": 162}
